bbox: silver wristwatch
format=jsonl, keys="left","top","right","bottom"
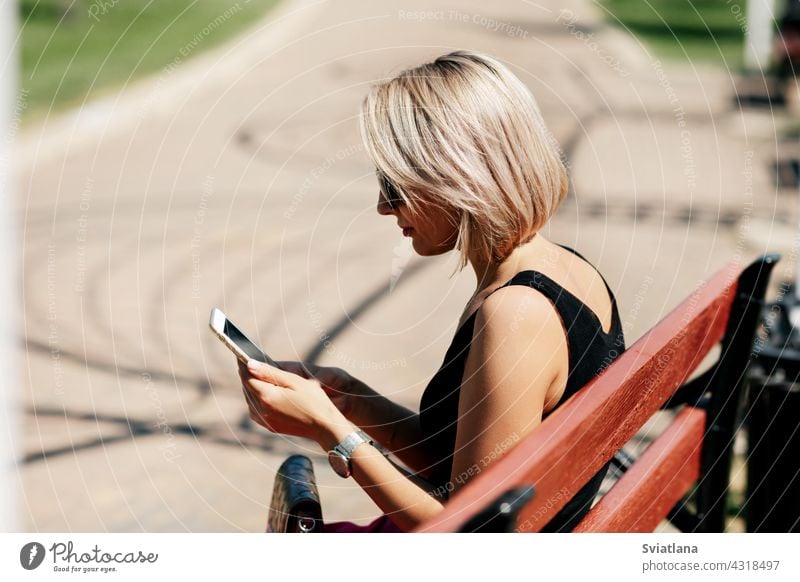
{"left": 327, "top": 429, "right": 373, "bottom": 478}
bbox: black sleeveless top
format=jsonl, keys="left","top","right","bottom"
{"left": 418, "top": 244, "right": 625, "bottom": 532}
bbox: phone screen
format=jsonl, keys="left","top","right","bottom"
{"left": 223, "top": 318, "right": 269, "bottom": 363}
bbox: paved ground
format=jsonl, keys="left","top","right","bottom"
{"left": 14, "top": 0, "right": 794, "bottom": 531}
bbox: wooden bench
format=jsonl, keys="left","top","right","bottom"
{"left": 413, "top": 254, "right": 780, "bottom": 533}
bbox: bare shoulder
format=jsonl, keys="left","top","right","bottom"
{"left": 452, "top": 282, "right": 568, "bottom": 464}
{"left": 474, "top": 284, "right": 565, "bottom": 342}
{"left": 468, "top": 282, "right": 569, "bottom": 416}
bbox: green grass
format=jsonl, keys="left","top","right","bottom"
{"left": 19, "top": 0, "right": 279, "bottom": 118}
{"left": 599, "top": 0, "right": 748, "bottom": 69}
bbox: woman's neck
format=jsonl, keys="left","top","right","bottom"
{"left": 469, "top": 232, "right": 550, "bottom": 296}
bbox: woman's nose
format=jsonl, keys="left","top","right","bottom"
{"left": 376, "top": 195, "right": 394, "bottom": 216}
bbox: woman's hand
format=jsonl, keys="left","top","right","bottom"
{"left": 238, "top": 359, "right": 351, "bottom": 445}
{"left": 271, "top": 360, "right": 358, "bottom": 418}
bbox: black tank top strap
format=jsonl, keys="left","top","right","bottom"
{"left": 499, "top": 271, "right": 591, "bottom": 325}
{"left": 555, "top": 243, "right": 618, "bottom": 304}
{"left": 555, "top": 244, "right": 624, "bottom": 336}
{"left": 484, "top": 266, "right": 620, "bottom": 340}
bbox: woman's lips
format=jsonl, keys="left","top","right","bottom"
{"left": 402, "top": 227, "right": 413, "bottom": 237}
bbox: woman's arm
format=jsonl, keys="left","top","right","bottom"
{"left": 273, "top": 361, "right": 435, "bottom": 477}
{"left": 239, "top": 360, "right": 445, "bottom": 530}
{"left": 315, "top": 287, "right": 564, "bottom": 530}
{"left": 448, "top": 286, "right": 565, "bottom": 496}
{"left": 343, "top": 376, "right": 436, "bottom": 479}
{"left": 317, "top": 416, "right": 447, "bottom": 530}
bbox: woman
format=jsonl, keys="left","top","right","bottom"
{"left": 239, "top": 50, "right": 625, "bottom": 532}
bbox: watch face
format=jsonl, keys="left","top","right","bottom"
{"left": 328, "top": 450, "right": 350, "bottom": 478}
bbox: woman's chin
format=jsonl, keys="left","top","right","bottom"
{"left": 412, "top": 239, "right": 453, "bottom": 257}
{"left": 410, "top": 240, "right": 431, "bottom": 256}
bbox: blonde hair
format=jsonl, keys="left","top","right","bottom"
{"left": 359, "top": 50, "right": 569, "bottom": 274}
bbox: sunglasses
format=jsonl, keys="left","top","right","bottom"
{"left": 377, "top": 171, "right": 405, "bottom": 210}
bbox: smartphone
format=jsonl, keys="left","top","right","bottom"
{"left": 208, "top": 308, "right": 279, "bottom": 367}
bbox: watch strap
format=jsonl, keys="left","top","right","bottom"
{"left": 333, "top": 429, "right": 373, "bottom": 458}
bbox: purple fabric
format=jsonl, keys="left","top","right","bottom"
{"left": 323, "top": 514, "right": 404, "bottom": 533}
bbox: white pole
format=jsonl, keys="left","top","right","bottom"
{"left": 745, "top": 0, "right": 777, "bottom": 72}
{"left": 0, "top": 0, "right": 19, "bottom": 532}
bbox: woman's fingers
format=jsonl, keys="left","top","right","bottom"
{"left": 241, "top": 383, "right": 262, "bottom": 415}
{"left": 273, "top": 360, "right": 306, "bottom": 376}
{"left": 237, "top": 359, "right": 334, "bottom": 440}
{"left": 246, "top": 359, "right": 299, "bottom": 387}
{"left": 241, "top": 380, "right": 278, "bottom": 430}
{"left": 237, "top": 361, "right": 249, "bottom": 381}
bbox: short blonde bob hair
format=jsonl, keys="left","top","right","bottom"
{"left": 359, "top": 50, "right": 568, "bottom": 273}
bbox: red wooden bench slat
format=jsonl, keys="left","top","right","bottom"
{"left": 413, "top": 262, "right": 742, "bottom": 533}
{"left": 573, "top": 406, "right": 705, "bottom": 532}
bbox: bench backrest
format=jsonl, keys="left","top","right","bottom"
{"left": 414, "top": 255, "right": 779, "bottom": 533}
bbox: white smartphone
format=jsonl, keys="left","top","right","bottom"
{"left": 208, "top": 308, "right": 279, "bottom": 367}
